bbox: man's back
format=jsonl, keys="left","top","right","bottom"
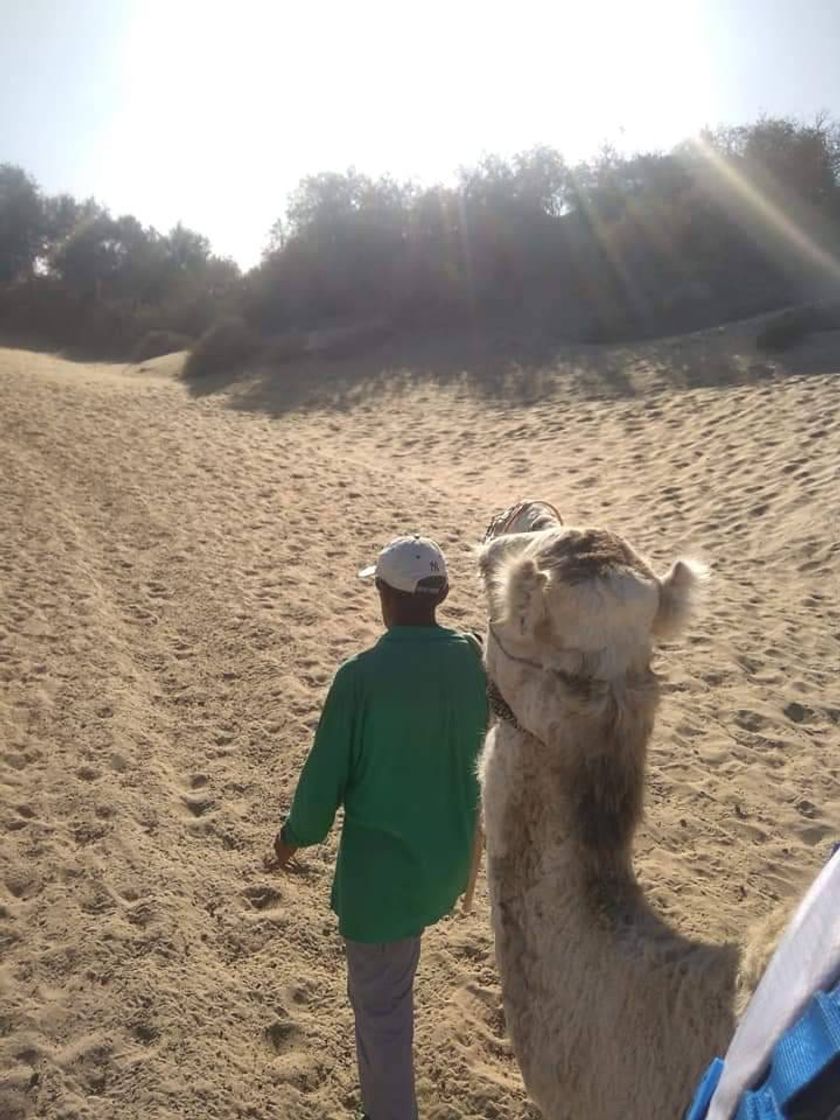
{"left": 283, "top": 625, "right": 488, "bottom": 942}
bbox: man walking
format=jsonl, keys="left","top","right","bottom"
{"left": 273, "top": 535, "right": 488, "bottom": 1120}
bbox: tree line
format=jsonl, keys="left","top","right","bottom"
{"left": 2, "top": 115, "right": 839, "bottom": 363}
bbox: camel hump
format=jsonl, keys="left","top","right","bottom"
{"left": 654, "top": 557, "right": 709, "bottom": 640}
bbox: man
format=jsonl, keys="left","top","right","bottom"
{"left": 273, "top": 535, "right": 488, "bottom": 1120}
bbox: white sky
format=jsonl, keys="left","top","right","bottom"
{"left": 2, "top": 0, "right": 839, "bottom": 267}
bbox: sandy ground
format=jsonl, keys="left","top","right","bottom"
{"left": 1, "top": 336, "right": 838, "bottom": 1120}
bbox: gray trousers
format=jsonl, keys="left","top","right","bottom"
{"left": 345, "top": 936, "right": 422, "bottom": 1120}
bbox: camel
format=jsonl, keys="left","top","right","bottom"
{"left": 476, "top": 502, "right": 765, "bottom": 1120}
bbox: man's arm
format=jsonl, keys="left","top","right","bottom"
{"left": 273, "top": 663, "right": 357, "bottom": 864}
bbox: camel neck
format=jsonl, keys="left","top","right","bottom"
{"left": 492, "top": 717, "right": 646, "bottom": 930}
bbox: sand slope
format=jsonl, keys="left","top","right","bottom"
{"left": 1, "top": 341, "right": 838, "bottom": 1119}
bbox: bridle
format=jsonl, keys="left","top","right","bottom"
{"left": 488, "top": 624, "right": 608, "bottom": 696}
{"left": 482, "top": 498, "right": 584, "bottom": 731}
{"left": 483, "top": 500, "right": 563, "bottom": 543}
{"left": 488, "top": 624, "right": 546, "bottom": 673}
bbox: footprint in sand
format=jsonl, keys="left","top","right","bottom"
{"left": 145, "top": 581, "right": 171, "bottom": 599}
{"left": 734, "top": 709, "right": 768, "bottom": 732}
{"left": 4, "top": 871, "right": 42, "bottom": 900}
{"left": 264, "top": 1016, "right": 302, "bottom": 1054}
{"left": 783, "top": 701, "right": 816, "bottom": 724}
{"left": 799, "top": 822, "right": 832, "bottom": 846}
{"left": 242, "top": 884, "right": 283, "bottom": 911}
{"left": 182, "top": 794, "right": 215, "bottom": 818}
{"left": 130, "top": 1019, "right": 160, "bottom": 1045}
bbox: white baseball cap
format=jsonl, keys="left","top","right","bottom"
{"left": 359, "top": 535, "right": 448, "bottom": 594}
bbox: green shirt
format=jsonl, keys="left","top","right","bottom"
{"left": 282, "top": 626, "right": 488, "bottom": 942}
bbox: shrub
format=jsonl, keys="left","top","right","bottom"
{"left": 810, "top": 300, "right": 840, "bottom": 332}
{"left": 263, "top": 331, "right": 308, "bottom": 364}
{"left": 308, "top": 319, "right": 391, "bottom": 358}
{"left": 756, "top": 308, "right": 813, "bottom": 352}
{"left": 183, "top": 317, "right": 260, "bottom": 379}
{"left": 131, "top": 330, "right": 192, "bottom": 362}
{"left": 755, "top": 301, "right": 840, "bottom": 352}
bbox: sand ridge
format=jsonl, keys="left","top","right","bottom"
{"left": 1, "top": 343, "right": 838, "bottom": 1119}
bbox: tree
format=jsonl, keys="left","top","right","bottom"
{"left": 0, "top": 164, "right": 44, "bottom": 282}
{"left": 42, "top": 193, "right": 99, "bottom": 251}
{"left": 701, "top": 115, "right": 840, "bottom": 213}
{"left": 50, "top": 210, "right": 134, "bottom": 298}
{"left": 165, "top": 223, "right": 211, "bottom": 273}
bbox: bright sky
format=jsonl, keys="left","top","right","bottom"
{"left": 2, "top": 0, "right": 839, "bottom": 268}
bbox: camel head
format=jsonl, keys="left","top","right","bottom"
{"left": 478, "top": 518, "right": 707, "bottom": 863}
{"left": 479, "top": 522, "right": 706, "bottom": 681}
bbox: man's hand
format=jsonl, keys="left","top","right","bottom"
{"left": 273, "top": 830, "right": 299, "bottom": 869}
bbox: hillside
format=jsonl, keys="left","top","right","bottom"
{"left": 1, "top": 332, "right": 838, "bottom": 1119}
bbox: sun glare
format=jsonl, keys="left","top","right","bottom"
{"left": 97, "top": 0, "right": 716, "bottom": 265}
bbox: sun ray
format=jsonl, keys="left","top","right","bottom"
{"left": 690, "top": 134, "right": 840, "bottom": 286}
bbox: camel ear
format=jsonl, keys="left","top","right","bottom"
{"left": 476, "top": 533, "right": 529, "bottom": 580}
{"left": 500, "top": 555, "right": 551, "bottom": 639}
{"left": 653, "top": 558, "right": 708, "bottom": 640}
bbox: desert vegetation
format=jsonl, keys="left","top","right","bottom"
{"left": 2, "top": 116, "right": 839, "bottom": 368}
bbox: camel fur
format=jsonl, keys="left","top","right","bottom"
{"left": 477, "top": 518, "right": 753, "bottom": 1120}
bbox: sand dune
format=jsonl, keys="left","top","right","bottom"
{"left": 1, "top": 337, "right": 838, "bottom": 1119}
